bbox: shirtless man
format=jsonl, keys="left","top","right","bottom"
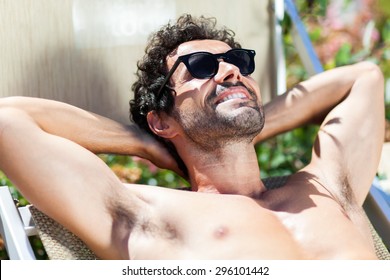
{"left": 0, "top": 15, "right": 385, "bottom": 259}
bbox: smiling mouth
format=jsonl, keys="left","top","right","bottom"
{"left": 216, "top": 92, "right": 248, "bottom": 104}
{"left": 209, "top": 82, "right": 256, "bottom": 107}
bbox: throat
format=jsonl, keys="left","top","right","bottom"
{"left": 178, "top": 138, "right": 265, "bottom": 196}
{"left": 190, "top": 158, "right": 265, "bottom": 197}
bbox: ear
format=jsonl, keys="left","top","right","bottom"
{"left": 147, "top": 111, "right": 178, "bottom": 139}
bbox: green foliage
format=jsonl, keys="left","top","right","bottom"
{"left": 266, "top": 0, "right": 390, "bottom": 178}
{"left": 335, "top": 43, "right": 353, "bottom": 66}
{"left": 381, "top": 19, "right": 390, "bottom": 44}
{"left": 257, "top": 126, "right": 318, "bottom": 178}
{"left": 1, "top": 0, "right": 389, "bottom": 260}
{"left": 99, "top": 155, "right": 189, "bottom": 189}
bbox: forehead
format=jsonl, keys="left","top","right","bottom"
{"left": 167, "top": 40, "right": 231, "bottom": 66}
{"left": 177, "top": 40, "right": 231, "bottom": 55}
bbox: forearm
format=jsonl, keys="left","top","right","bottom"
{"left": 0, "top": 96, "right": 136, "bottom": 154}
{"left": 255, "top": 62, "right": 374, "bottom": 143}
{"left": 0, "top": 96, "right": 181, "bottom": 173}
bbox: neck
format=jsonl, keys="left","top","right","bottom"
{"left": 177, "top": 140, "right": 266, "bottom": 197}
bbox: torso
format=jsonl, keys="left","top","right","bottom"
{"left": 116, "top": 171, "right": 377, "bottom": 260}
{"left": 260, "top": 171, "right": 377, "bottom": 259}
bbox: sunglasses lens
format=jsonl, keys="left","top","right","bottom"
{"left": 157, "top": 49, "right": 256, "bottom": 98}
{"left": 187, "top": 53, "right": 217, "bottom": 79}
{"left": 181, "top": 49, "right": 255, "bottom": 80}
{"left": 227, "top": 50, "right": 254, "bottom": 75}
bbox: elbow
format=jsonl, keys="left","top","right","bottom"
{"left": 0, "top": 98, "right": 15, "bottom": 131}
{"left": 0, "top": 97, "right": 19, "bottom": 132}
{"left": 357, "top": 61, "right": 384, "bottom": 85}
{"left": 355, "top": 62, "right": 385, "bottom": 106}
{"left": 0, "top": 108, "right": 14, "bottom": 141}
{"left": 0, "top": 105, "right": 31, "bottom": 139}
{"left": 0, "top": 96, "right": 27, "bottom": 109}
{"left": 0, "top": 96, "right": 34, "bottom": 126}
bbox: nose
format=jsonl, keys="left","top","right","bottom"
{"left": 213, "top": 61, "right": 243, "bottom": 84}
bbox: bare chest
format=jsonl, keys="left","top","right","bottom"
{"left": 128, "top": 192, "right": 306, "bottom": 259}
{"left": 261, "top": 185, "right": 377, "bottom": 259}
{"left": 124, "top": 185, "right": 376, "bottom": 259}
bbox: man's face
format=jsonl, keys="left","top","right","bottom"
{"left": 166, "top": 40, "right": 264, "bottom": 151}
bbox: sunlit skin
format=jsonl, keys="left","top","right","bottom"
{"left": 0, "top": 38, "right": 384, "bottom": 259}
{"left": 150, "top": 40, "right": 266, "bottom": 196}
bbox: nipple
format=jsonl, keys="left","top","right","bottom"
{"left": 214, "top": 226, "right": 229, "bottom": 239}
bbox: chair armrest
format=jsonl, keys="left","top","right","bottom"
{"left": 0, "top": 186, "right": 36, "bottom": 259}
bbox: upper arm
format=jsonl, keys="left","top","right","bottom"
{"left": 0, "top": 107, "right": 144, "bottom": 259}
{"left": 308, "top": 62, "right": 385, "bottom": 206}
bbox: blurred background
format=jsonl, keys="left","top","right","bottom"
{"left": 0, "top": 0, "right": 389, "bottom": 259}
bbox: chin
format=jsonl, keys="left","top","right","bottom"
{"left": 220, "top": 104, "right": 262, "bottom": 122}
{"left": 220, "top": 109, "right": 264, "bottom": 136}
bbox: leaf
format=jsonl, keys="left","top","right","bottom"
{"left": 335, "top": 43, "right": 353, "bottom": 66}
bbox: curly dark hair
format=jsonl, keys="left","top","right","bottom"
{"left": 129, "top": 14, "right": 241, "bottom": 175}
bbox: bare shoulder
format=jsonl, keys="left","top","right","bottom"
{"left": 261, "top": 169, "right": 353, "bottom": 212}
{"left": 261, "top": 170, "right": 377, "bottom": 259}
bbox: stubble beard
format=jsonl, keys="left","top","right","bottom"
{"left": 172, "top": 88, "right": 265, "bottom": 152}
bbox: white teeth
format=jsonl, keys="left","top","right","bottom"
{"left": 221, "top": 93, "right": 246, "bottom": 103}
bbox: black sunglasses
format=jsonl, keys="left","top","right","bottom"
{"left": 157, "top": 48, "right": 256, "bottom": 97}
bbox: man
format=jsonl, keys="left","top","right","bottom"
{"left": 0, "top": 15, "right": 385, "bottom": 259}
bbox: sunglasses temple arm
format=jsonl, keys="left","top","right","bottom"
{"left": 156, "top": 59, "right": 182, "bottom": 97}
